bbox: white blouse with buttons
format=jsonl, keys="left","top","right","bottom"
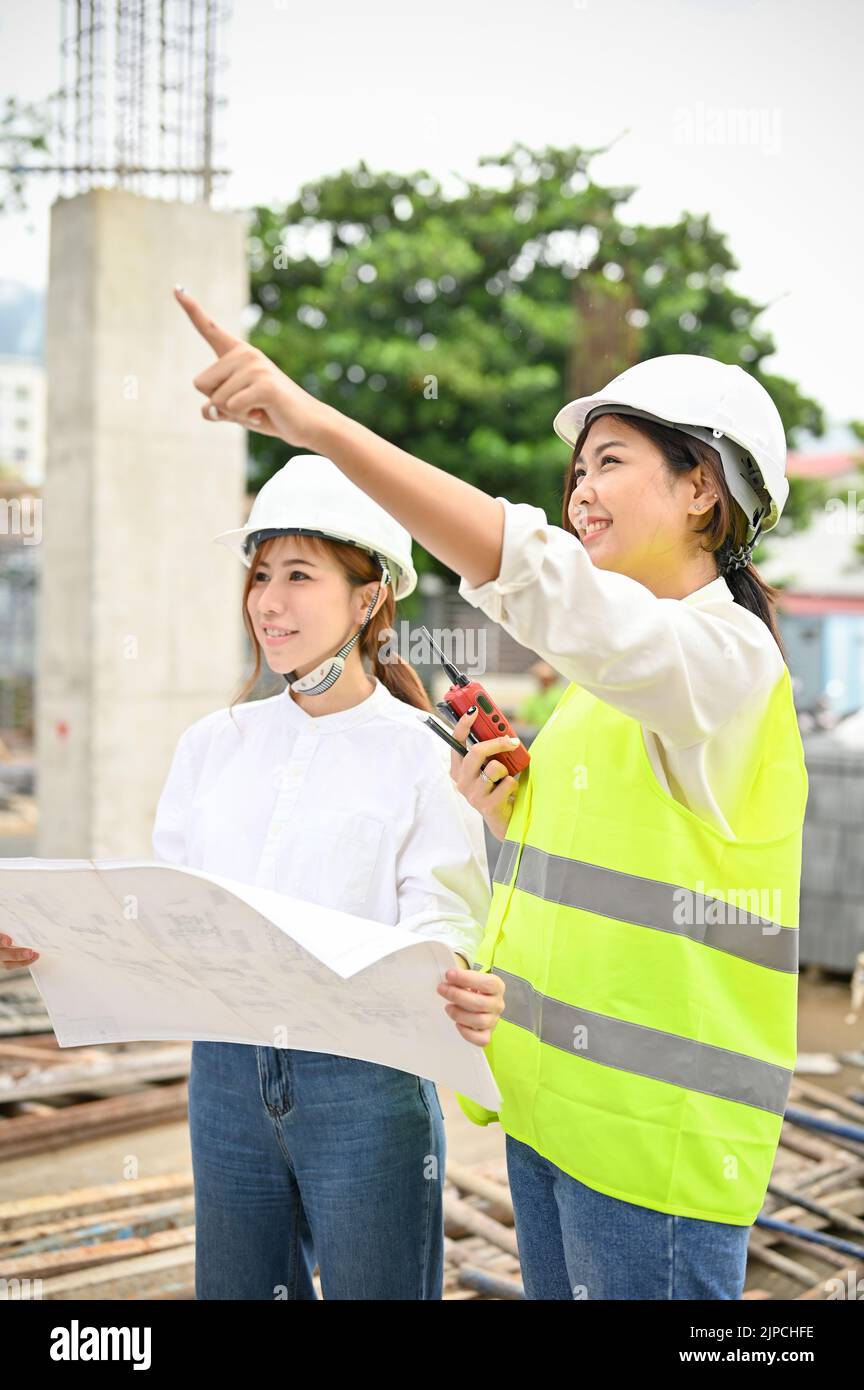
{"left": 151, "top": 676, "right": 492, "bottom": 964}
{"left": 458, "top": 497, "right": 789, "bottom": 840}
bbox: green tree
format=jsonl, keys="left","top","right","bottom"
{"left": 0, "top": 97, "right": 51, "bottom": 215}
{"left": 246, "top": 140, "right": 826, "bottom": 584}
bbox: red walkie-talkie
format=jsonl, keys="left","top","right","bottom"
{"left": 421, "top": 626, "right": 530, "bottom": 777}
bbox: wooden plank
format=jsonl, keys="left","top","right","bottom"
{"left": 779, "top": 1125, "right": 838, "bottom": 1161}
{"left": 1, "top": 1225, "right": 194, "bottom": 1281}
{"left": 757, "top": 1222, "right": 851, "bottom": 1268}
{"left": 445, "top": 1160, "right": 514, "bottom": 1223}
{"left": 443, "top": 1194, "right": 519, "bottom": 1257}
{"left": 0, "top": 1046, "right": 191, "bottom": 1104}
{"left": 767, "top": 1187, "right": 864, "bottom": 1227}
{"left": 747, "top": 1234, "right": 817, "bottom": 1285}
{"left": 0, "top": 1042, "right": 85, "bottom": 1064}
{"left": 0, "top": 1195, "right": 195, "bottom": 1254}
{"left": 796, "top": 1264, "right": 864, "bottom": 1300}
{"left": 809, "top": 1160, "right": 864, "bottom": 1195}
{"left": 0, "top": 1172, "right": 193, "bottom": 1232}
{"left": 0, "top": 1002, "right": 52, "bottom": 1037}
{"left": 39, "top": 1246, "right": 196, "bottom": 1300}
{"left": 789, "top": 1079, "right": 864, "bottom": 1124}
{"left": 0, "top": 1032, "right": 59, "bottom": 1047}
{"left": 475, "top": 1160, "right": 509, "bottom": 1187}
{"left": 782, "top": 1156, "right": 864, "bottom": 1193}
{"left": 456, "top": 1265, "right": 523, "bottom": 1299}
{"left": 767, "top": 1182, "right": 864, "bottom": 1235}
{"left": 0, "top": 1083, "right": 188, "bottom": 1160}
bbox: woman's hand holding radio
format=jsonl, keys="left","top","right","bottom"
{"left": 449, "top": 708, "right": 520, "bottom": 843}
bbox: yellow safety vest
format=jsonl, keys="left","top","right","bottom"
{"left": 458, "top": 666, "right": 808, "bottom": 1225}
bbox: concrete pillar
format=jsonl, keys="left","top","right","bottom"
{"left": 38, "top": 189, "right": 248, "bottom": 857}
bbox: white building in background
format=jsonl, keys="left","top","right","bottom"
{"left": 0, "top": 356, "right": 46, "bottom": 486}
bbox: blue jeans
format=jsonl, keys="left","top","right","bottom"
{"left": 506, "top": 1134, "right": 750, "bottom": 1300}
{"left": 188, "top": 1041, "right": 446, "bottom": 1299}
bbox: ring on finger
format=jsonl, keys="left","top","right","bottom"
{"left": 479, "top": 768, "right": 492, "bottom": 785}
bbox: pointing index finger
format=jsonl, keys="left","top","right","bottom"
{"left": 174, "top": 286, "right": 240, "bottom": 357}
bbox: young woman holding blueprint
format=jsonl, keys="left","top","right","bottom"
{"left": 146, "top": 453, "right": 503, "bottom": 1300}
{"left": 173, "top": 285, "right": 808, "bottom": 1302}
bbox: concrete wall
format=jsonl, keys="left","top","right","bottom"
{"left": 799, "top": 734, "right": 864, "bottom": 971}
{"left": 38, "top": 189, "right": 248, "bottom": 857}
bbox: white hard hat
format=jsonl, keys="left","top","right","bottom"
{"left": 213, "top": 454, "right": 418, "bottom": 600}
{"left": 553, "top": 355, "right": 789, "bottom": 542}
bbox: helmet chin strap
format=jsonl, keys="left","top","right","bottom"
{"left": 283, "top": 555, "right": 391, "bottom": 697}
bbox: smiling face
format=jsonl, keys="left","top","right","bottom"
{"left": 246, "top": 534, "right": 382, "bottom": 678}
{"left": 565, "top": 415, "right": 719, "bottom": 592}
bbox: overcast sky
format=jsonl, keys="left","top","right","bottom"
{"left": 1, "top": 0, "right": 861, "bottom": 423}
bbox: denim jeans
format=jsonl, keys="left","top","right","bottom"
{"left": 188, "top": 1040, "right": 446, "bottom": 1299}
{"left": 506, "top": 1134, "right": 751, "bottom": 1300}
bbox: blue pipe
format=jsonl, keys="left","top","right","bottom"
{"left": 784, "top": 1104, "right": 864, "bottom": 1146}
{"left": 756, "top": 1215, "right": 864, "bottom": 1261}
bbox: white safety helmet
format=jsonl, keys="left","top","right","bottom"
{"left": 213, "top": 454, "right": 418, "bottom": 599}
{"left": 553, "top": 355, "right": 789, "bottom": 544}
{"left": 213, "top": 454, "right": 417, "bottom": 696}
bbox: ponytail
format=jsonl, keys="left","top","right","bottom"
{"left": 714, "top": 546, "right": 789, "bottom": 664}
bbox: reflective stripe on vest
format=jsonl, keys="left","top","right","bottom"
{"left": 477, "top": 963, "right": 792, "bottom": 1115}
{"left": 492, "top": 841, "right": 798, "bottom": 974}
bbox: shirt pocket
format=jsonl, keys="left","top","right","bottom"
{"left": 273, "top": 808, "right": 388, "bottom": 914}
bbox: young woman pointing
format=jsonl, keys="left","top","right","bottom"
{"left": 174, "top": 287, "right": 808, "bottom": 1301}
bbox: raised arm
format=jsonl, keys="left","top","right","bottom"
{"left": 174, "top": 287, "right": 505, "bottom": 589}
{"left": 315, "top": 413, "right": 506, "bottom": 591}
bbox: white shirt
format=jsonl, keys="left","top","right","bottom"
{"left": 151, "top": 676, "right": 491, "bottom": 963}
{"left": 458, "top": 497, "right": 787, "bottom": 839}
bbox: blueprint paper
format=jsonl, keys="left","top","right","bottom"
{"left": 0, "top": 858, "right": 501, "bottom": 1110}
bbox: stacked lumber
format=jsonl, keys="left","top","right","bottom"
{"left": 0, "top": 970, "right": 53, "bottom": 1037}
{"left": 746, "top": 1077, "right": 864, "bottom": 1299}
{"left": 444, "top": 1159, "right": 523, "bottom": 1299}
{"left": 0, "top": 1173, "right": 196, "bottom": 1299}
{"left": 3, "top": 1125, "right": 861, "bottom": 1300}
{"left": 0, "top": 1162, "right": 523, "bottom": 1301}
{"left": 0, "top": 1028, "right": 191, "bottom": 1161}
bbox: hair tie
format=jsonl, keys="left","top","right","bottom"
{"left": 721, "top": 541, "right": 753, "bottom": 575}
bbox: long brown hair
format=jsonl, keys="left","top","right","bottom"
{"left": 562, "top": 412, "right": 788, "bottom": 662}
{"left": 228, "top": 533, "right": 434, "bottom": 719}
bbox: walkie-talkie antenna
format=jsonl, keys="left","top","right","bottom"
{"left": 420, "top": 626, "right": 468, "bottom": 686}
